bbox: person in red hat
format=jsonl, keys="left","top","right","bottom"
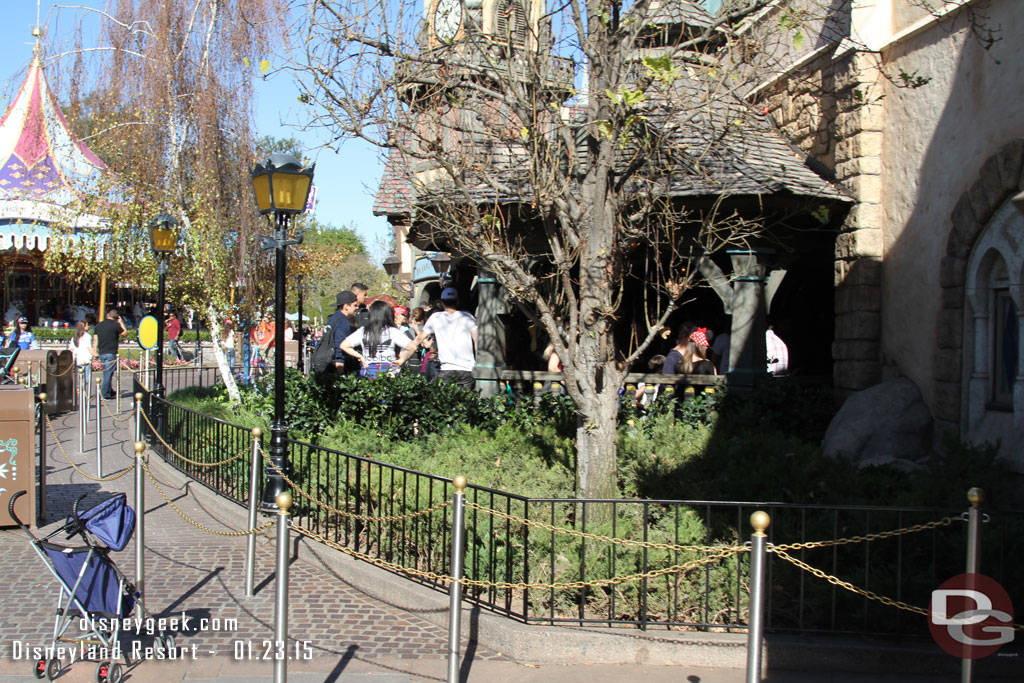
{"left": 678, "top": 327, "right": 716, "bottom": 375}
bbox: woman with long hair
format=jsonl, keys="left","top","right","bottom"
{"left": 677, "top": 327, "right": 717, "bottom": 375}
{"left": 340, "top": 300, "right": 416, "bottom": 378}
{"left": 69, "top": 314, "right": 97, "bottom": 385}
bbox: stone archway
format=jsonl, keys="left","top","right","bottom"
{"left": 935, "top": 139, "right": 1024, "bottom": 427}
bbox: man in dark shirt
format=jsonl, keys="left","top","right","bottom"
{"left": 350, "top": 282, "right": 369, "bottom": 330}
{"left": 324, "top": 291, "right": 358, "bottom": 373}
{"left": 92, "top": 308, "right": 126, "bottom": 399}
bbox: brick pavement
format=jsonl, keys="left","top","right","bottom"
{"left": 0, "top": 392, "right": 503, "bottom": 681}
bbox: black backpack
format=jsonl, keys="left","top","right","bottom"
{"left": 311, "top": 325, "right": 336, "bottom": 374}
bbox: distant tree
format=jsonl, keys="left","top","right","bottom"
{"left": 46, "top": 0, "right": 284, "bottom": 400}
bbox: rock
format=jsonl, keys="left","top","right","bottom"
{"left": 823, "top": 377, "right": 933, "bottom": 468}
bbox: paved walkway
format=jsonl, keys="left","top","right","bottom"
{"left": 0, "top": 392, "right": 1016, "bottom": 682}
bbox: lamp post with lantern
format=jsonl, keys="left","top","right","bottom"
{"left": 149, "top": 214, "right": 179, "bottom": 407}
{"left": 251, "top": 153, "right": 314, "bottom": 513}
{"left": 383, "top": 254, "right": 413, "bottom": 297}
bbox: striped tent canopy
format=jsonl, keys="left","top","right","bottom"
{"left": 0, "top": 54, "right": 109, "bottom": 250}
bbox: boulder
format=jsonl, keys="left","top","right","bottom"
{"left": 823, "top": 377, "right": 933, "bottom": 468}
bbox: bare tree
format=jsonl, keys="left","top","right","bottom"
{"left": 296, "top": 0, "right": 848, "bottom": 498}
{"left": 46, "top": 0, "right": 284, "bottom": 400}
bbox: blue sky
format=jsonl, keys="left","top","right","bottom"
{"left": 0, "top": 1, "right": 391, "bottom": 254}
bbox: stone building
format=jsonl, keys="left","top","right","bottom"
{"left": 374, "top": 0, "right": 849, "bottom": 396}
{"left": 748, "top": 0, "right": 1023, "bottom": 468}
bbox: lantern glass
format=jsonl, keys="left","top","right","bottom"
{"left": 149, "top": 214, "right": 178, "bottom": 255}
{"left": 252, "top": 172, "right": 272, "bottom": 213}
{"left": 383, "top": 255, "right": 402, "bottom": 276}
{"left": 251, "top": 153, "right": 314, "bottom": 215}
{"left": 430, "top": 252, "right": 452, "bottom": 275}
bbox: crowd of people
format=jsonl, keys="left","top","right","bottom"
{"left": 311, "top": 282, "right": 479, "bottom": 389}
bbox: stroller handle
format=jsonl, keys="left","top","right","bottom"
{"left": 7, "top": 490, "right": 32, "bottom": 536}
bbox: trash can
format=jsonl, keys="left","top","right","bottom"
{"left": 14, "top": 349, "right": 53, "bottom": 387}
{"left": 45, "top": 350, "right": 74, "bottom": 414}
{"left": 0, "top": 386, "right": 35, "bottom": 528}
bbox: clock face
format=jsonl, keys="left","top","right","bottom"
{"left": 433, "top": 0, "right": 463, "bottom": 42}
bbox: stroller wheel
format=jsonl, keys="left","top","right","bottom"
{"left": 45, "top": 658, "right": 61, "bottom": 681}
{"left": 95, "top": 660, "right": 115, "bottom": 683}
{"left": 108, "top": 662, "right": 124, "bottom": 683}
{"left": 33, "top": 658, "right": 45, "bottom": 679}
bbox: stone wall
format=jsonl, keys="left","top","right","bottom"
{"left": 761, "top": 49, "right": 885, "bottom": 393}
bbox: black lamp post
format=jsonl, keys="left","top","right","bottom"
{"left": 149, "top": 214, "right": 178, "bottom": 410}
{"left": 296, "top": 274, "right": 306, "bottom": 374}
{"left": 252, "top": 153, "right": 314, "bottom": 512}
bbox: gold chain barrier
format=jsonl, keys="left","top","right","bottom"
{"left": 773, "top": 516, "right": 956, "bottom": 551}
{"left": 98, "top": 393, "right": 135, "bottom": 423}
{"left": 259, "top": 445, "right": 452, "bottom": 523}
{"left": 772, "top": 548, "right": 929, "bottom": 617}
{"left": 290, "top": 522, "right": 747, "bottom": 590}
{"left": 139, "top": 459, "right": 273, "bottom": 537}
{"left": 464, "top": 500, "right": 738, "bottom": 554}
{"left": 140, "top": 409, "right": 246, "bottom": 467}
{"left": 46, "top": 415, "right": 136, "bottom": 482}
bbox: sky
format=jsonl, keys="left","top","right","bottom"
{"left": 0, "top": 1, "right": 392, "bottom": 258}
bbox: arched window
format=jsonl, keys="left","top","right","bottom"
{"left": 963, "top": 199, "right": 1023, "bottom": 439}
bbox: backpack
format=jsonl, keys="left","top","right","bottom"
{"left": 311, "top": 325, "right": 336, "bottom": 374}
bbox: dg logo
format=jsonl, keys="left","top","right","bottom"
{"left": 929, "top": 573, "right": 1015, "bottom": 659}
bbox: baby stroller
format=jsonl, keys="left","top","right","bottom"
{"left": 8, "top": 490, "right": 174, "bottom": 682}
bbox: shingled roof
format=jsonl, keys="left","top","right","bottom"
{"left": 372, "top": 143, "right": 416, "bottom": 217}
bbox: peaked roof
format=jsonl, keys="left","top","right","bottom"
{"left": 0, "top": 55, "right": 109, "bottom": 250}
{"left": 0, "top": 56, "right": 106, "bottom": 207}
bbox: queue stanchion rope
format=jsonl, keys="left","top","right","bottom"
{"left": 98, "top": 392, "right": 135, "bottom": 423}
{"left": 45, "top": 414, "right": 136, "bottom": 483}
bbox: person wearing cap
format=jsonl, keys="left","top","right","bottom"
{"left": 393, "top": 306, "right": 412, "bottom": 338}
{"left": 410, "top": 287, "right": 478, "bottom": 389}
{"left": 9, "top": 316, "right": 38, "bottom": 350}
{"left": 323, "top": 291, "right": 359, "bottom": 373}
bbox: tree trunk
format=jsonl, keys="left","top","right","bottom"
{"left": 205, "top": 304, "right": 240, "bottom": 402}
{"left": 575, "top": 374, "right": 621, "bottom": 501}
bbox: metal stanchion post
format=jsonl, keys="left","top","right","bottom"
{"left": 447, "top": 475, "right": 468, "bottom": 683}
{"left": 245, "top": 427, "right": 263, "bottom": 597}
{"left": 78, "top": 367, "right": 86, "bottom": 453}
{"left": 95, "top": 377, "right": 103, "bottom": 476}
{"left": 134, "top": 441, "right": 146, "bottom": 599}
{"left": 144, "top": 350, "right": 151, "bottom": 390}
{"left": 273, "top": 492, "right": 292, "bottom": 683}
{"left": 745, "top": 511, "right": 770, "bottom": 683}
{"left": 116, "top": 356, "right": 122, "bottom": 413}
{"left": 27, "top": 361, "right": 34, "bottom": 387}
{"left": 135, "top": 392, "right": 143, "bottom": 443}
{"left": 37, "top": 392, "right": 47, "bottom": 526}
{"left": 962, "top": 487, "right": 984, "bottom": 683}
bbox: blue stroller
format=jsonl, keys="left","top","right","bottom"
{"left": 9, "top": 490, "right": 174, "bottom": 682}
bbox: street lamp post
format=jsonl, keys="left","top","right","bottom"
{"left": 251, "top": 154, "right": 314, "bottom": 513}
{"left": 149, "top": 214, "right": 179, "bottom": 426}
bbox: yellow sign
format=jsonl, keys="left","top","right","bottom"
{"left": 137, "top": 315, "right": 159, "bottom": 350}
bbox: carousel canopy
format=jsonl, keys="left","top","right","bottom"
{"left": 0, "top": 54, "right": 108, "bottom": 250}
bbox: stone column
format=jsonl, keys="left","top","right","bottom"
{"left": 832, "top": 51, "right": 885, "bottom": 393}
{"left": 474, "top": 270, "right": 506, "bottom": 397}
{"left": 727, "top": 249, "right": 771, "bottom": 388}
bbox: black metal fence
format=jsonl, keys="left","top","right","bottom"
{"left": 136, "top": 372, "right": 1024, "bottom": 637}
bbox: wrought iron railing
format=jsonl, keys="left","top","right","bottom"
{"left": 138, "top": 373, "right": 1024, "bottom": 636}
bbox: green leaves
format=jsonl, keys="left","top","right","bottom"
{"left": 605, "top": 87, "right": 646, "bottom": 107}
{"left": 641, "top": 56, "right": 681, "bottom": 86}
